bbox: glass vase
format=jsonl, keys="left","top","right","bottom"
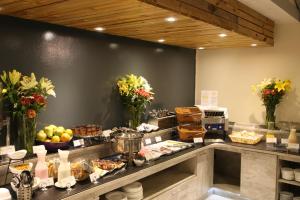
{"left": 265, "top": 104, "right": 276, "bottom": 127}
{"left": 128, "top": 107, "right": 142, "bottom": 130}
{"left": 17, "top": 115, "right": 37, "bottom": 154}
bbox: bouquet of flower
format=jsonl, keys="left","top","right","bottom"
{"left": 252, "top": 78, "right": 291, "bottom": 125}
{"left": 117, "top": 74, "right": 154, "bottom": 129}
{"left": 1, "top": 70, "right": 56, "bottom": 118}
{"left": 0, "top": 69, "right": 56, "bottom": 152}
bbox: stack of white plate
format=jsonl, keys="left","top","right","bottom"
{"left": 122, "top": 182, "right": 143, "bottom": 200}
{"left": 294, "top": 169, "right": 300, "bottom": 182}
{"left": 105, "top": 191, "right": 127, "bottom": 200}
{"left": 282, "top": 168, "right": 295, "bottom": 180}
{"left": 280, "top": 191, "right": 294, "bottom": 200}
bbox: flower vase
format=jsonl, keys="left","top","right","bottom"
{"left": 128, "top": 107, "right": 142, "bottom": 129}
{"left": 265, "top": 104, "right": 276, "bottom": 127}
{"left": 17, "top": 115, "right": 37, "bottom": 154}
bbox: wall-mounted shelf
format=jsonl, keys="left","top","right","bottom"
{"left": 278, "top": 179, "right": 300, "bottom": 187}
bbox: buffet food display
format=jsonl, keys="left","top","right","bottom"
{"left": 229, "top": 130, "right": 264, "bottom": 145}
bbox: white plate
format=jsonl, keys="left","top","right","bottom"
{"left": 55, "top": 179, "right": 76, "bottom": 189}
{"left": 105, "top": 191, "right": 127, "bottom": 200}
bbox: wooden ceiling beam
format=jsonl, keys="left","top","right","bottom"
{"left": 139, "top": 0, "right": 274, "bottom": 45}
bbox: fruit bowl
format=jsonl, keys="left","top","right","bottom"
{"left": 36, "top": 140, "right": 72, "bottom": 153}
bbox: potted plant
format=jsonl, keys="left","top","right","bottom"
{"left": 0, "top": 70, "right": 56, "bottom": 153}
{"left": 117, "top": 74, "right": 154, "bottom": 129}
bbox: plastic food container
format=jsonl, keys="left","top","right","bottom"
{"left": 281, "top": 168, "right": 295, "bottom": 181}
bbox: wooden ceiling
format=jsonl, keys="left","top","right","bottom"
{"left": 0, "top": 0, "right": 274, "bottom": 49}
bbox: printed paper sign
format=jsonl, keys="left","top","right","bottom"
{"left": 266, "top": 138, "right": 277, "bottom": 144}
{"left": 89, "top": 172, "right": 100, "bottom": 183}
{"left": 281, "top": 138, "right": 288, "bottom": 144}
{"left": 73, "top": 139, "right": 84, "bottom": 147}
{"left": 145, "top": 138, "right": 152, "bottom": 145}
{"left": 155, "top": 136, "right": 162, "bottom": 143}
{"left": 193, "top": 137, "right": 203, "bottom": 144}
{"left": 201, "top": 90, "right": 218, "bottom": 107}
{"left": 288, "top": 143, "right": 300, "bottom": 150}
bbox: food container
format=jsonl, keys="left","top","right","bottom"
{"left": 111, "top": 131, "right": 143, "bottom": 154}
{"left": 73, "top": 124, "right": 102, "bottom": 137}
{"left": 175, "top": 107, "right": 201, "bottom": 124}
{"left": 71, "top": 160, "right": 91, "bottom": 181}
{"left": 294, "top": 169, "right": 300, "bottom": 182}
{"left": 9, "top": 163, "right": 33, "bottom": 175}
{"left": 229, "top": 130, "right": 263, "bottom": 145}
{"left": 177, "top": 125, "right": 206, "bottom": 141}
{"left": 281, "top": 168, "right": 295, "bottom": 181}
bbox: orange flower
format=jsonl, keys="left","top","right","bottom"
{"left": 27, "top": 109, "right": 37, "bottom": 119}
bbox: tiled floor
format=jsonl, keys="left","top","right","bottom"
{"left": 205, "top": 194, "right": 233, "bottom": 200}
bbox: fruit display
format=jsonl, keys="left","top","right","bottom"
{"left": 36, "top": 125, "right": 73, "bottom": 143}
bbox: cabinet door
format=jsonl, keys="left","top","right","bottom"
{"left": 197, "top": 149, "right": 214, "bottom": 197}
{"left": 241, "top": 151, "right": 277, "bottom": 200}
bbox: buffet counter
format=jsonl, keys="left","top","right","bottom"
{"left": 2, "top": 130, "right": 300, "bottom": 200}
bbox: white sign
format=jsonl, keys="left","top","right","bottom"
{"left": 155, "top": 136, "right": 162, "bottom": 143}
{"left": 0, "top": 145, "right": 15, "bottom": 156}
{"left": 145, "top": 138, "right": 152, "bottom": 145}
{"left": 281, "top": 138, "right": 288, "bottom": 144}
{"left": 73, "top": 139, "right": 84, "bottom": 147}
{"left": 193, "top": 137, "right": 203, "bottom": 144}
{"left": 89, "top": 172, "right": 100, "bottom": 183}
{"left": 40, "top": 177, "right": 54, "bottom": 187}
{"left": 201, "top": 90, "right": 218, "bottom": 107}
{"left": 266, "top": 138, "right": 277, "bottom": 144}
{"left": 33, "top": 145, "right": 46, "bottom": 154}
{"left": 288, "top": 143, "right": 300, "bottom": 150}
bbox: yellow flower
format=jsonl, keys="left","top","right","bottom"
{"left": 40, "top": 77, "right": 56, "bottom": 97}
{"left": 251, "top": 85, "right": 257, "bottom": 93}
{"left": 2, "top": 88, "right": 7, "bottom": 94}
{"left": 1, "top": 71, "right": 7, "bottom": 82}
{"left": 8, "top": 70, "right": 21, "bottom": 85}
{"left": 20, "top": 73, "right": 38, "bottom": 90}
{"left": 283, "top": 80, "right": 291, "bottom": 91}
{"left": 275, "top": 80, "right": 285, "bottom": 92}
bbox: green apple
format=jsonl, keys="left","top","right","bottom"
{"left": 36, "top": 130, "right": 47, "bottom": 142}
{"left": 54, "top": 126, "right": 65, "bottom": 137}
{"left": 51, "top": 135, "right": 60, "bottom": 143}
{"left": 44, "top": 127, "right": 54, "bottom": 138}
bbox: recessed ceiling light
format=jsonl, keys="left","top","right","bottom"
{"left": 43, "top": 31, "right": 55, "bottom": 41}
{"left": 198, "top": 47, "right": 205, "bottom": 50}
{"left": 251, "top": 43, "right": 257, "bottom": 47}
{"left": 165, "top": 17, "right": 177, "bottom": 22}
{"left": 158, "top": 39, "right": 165, "bottom": 43}
{"left": 218, "top": 33, "right": 227, "bottom": 38}
{"left": 94, "top": 27, "right": 105, "bottom": 32}
{"left": 0, "top": 7, "right": 3, "bottom": 12}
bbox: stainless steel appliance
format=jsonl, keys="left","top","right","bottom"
{"left": 196, "top": 105, "right": 228, "bottom": 142}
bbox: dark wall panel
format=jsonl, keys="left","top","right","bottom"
{"left": 0, "top": 16, "right": 195, "bottom": 129}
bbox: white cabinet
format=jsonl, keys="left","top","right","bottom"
{"left": 241, "top": 151, "right": 277, "bottom": 200}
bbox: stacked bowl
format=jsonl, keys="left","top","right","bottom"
{"left": 122, "top": 182, "right": 143, "bottom": 200}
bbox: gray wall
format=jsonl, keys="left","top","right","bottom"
{"left": 0, "top": 16, "right": 195, "bottom": 130}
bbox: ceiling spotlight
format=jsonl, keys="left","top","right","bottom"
{"left": 94, "top": 27, "right": 105, "bottom": 32}
{"left": 43, "top": 31, "right": 55, "bottom": 41}
{"left": 0, "top": 7, "right": 3, "bottom": 12}
{"left": 218, "top": 33, "right": 227, "bottom": 38}
{"left": 165, "top": 17, "right": 177, "bottom": 22}
{"left": 251, "top": 43, "right": 257, "bottom": 47}
{"left": 158, "top": 39, "right": 165, "bottom": 43}
{"left": 198, "top": 47, "right": 205, "bottom": 50}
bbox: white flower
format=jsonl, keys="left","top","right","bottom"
{"left": 20, "top": 73, "right": 38, "bottom": 90}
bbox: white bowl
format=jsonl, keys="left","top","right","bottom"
{"left": 8, "top": 150, "right": 27, "bottom": 160}
{"left": 294, "top": 169, "right": 300, "bottom": 182}
{"left": 9, "top": 162, "right": 33, "bottom": 175}
{"left": 122, "top": 182, "right": 143, "bottom": 193}
{"left": 0, "top": 188, "right": 11, "bottom": 200}
{"left": 282, "top": 168, "right": 295, "bottom": 181}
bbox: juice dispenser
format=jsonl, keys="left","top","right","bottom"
{"left": 57, "top": 150, "right": 71, "bottom": 183}
{"left": 35, "top": 150, "right": 48, "bottom": 180}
